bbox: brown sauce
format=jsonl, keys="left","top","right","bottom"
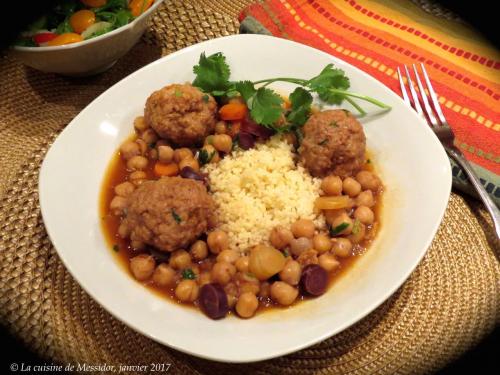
{"left": 99, "top": 134, "right": 382, "bottom": 315}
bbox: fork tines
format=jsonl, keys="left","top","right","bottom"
{"left": 398, "top": 63, "right": 447, "bottom": 127}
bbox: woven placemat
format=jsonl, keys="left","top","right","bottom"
{"left": 0, "top": 1, "right": 499, "bottom": 374}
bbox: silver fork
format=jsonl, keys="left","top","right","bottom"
{"left": 398, "top": 63, "right": 500, "bottom": 238}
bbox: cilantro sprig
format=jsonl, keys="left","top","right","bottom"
{"left": 192, "top": 52, "right": 390, "bottom": 131}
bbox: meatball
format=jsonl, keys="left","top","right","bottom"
{"left": 144, "top": 83, "right": 217, "bottom": 146}
{"left": 299, "top": 110, "right": 366, "bottom": 177}
{"left": 121, "top": 177, "right": 215, "bottom": 252}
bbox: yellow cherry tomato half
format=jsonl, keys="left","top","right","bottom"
{"left": 80, "top": 0, "right": 107, "bottom": 7}
{"left": 46, "top": 33, "right": 84, "bottom": 46}
{"left": 129, "top": 0, "right": 154, "bottom": 17}
{"left": 70, "top": 10, "right": 96, "bottom": 34}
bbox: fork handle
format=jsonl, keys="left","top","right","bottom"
{"left": 447, "top": 147, "right": 500, "bottom": 239}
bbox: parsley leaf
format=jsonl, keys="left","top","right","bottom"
{"left": 171, "top": 209, "right": 182, "bottom": 223}
{"left": 192, "top": 52, "right": 231, "bottom": 94}
{"left": 307, "top": 64, "right": 350, "bottom": 104}
{"left": 286, "top": 87, "right": 313, "bottom": 126}
{"left": 202, "top": 94, "right": 209, "bottom": 103}
{"left": 181, "top": 268, "right": 196, "bottom": 280}
{"left": 197, "top": 149, "right": 215, "bottom": 165}
{"left": 329, "top": 222, "right": 349, "bottom": 236}
{"left": 250, "top": 87, "right": 283, "bottom": 126}
{"left": 235, "top": 80, "right": 256, "bottom": 103}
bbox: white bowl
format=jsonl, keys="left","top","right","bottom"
{"left": 39, "top": 34, "right": 451, "bottom": 362}
{"left": 11, "top": 0, "right": 164, "bottom": 76}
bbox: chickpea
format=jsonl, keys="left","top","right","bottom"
{"left": 289, "top": 237, "right": 312, "bottom": 257}
{"left": 133, "top": 116, "right": 148, "bottom": 133}
{"left": 198, "top": 271, "right": 212, "bottom": 286}
{"left": 190, "top": 240, "right": 208, "bottom": 261}
{"left": 169, "top": 250, "right": 191, "bottom": 270}
{"left": 349, "top": 222, "right": 366, "bottom": 244}
{"left": 120, "top": 141, "right": 140, "bottom": 160}
{"left": 318, "top": 253, "right": 340, "bottom": 272}
{"left": 217, "top": 249, "right": 239, "bottom": 264}
{"left": 330, "top": 213, "right": 353, "bottom": 235}
{"left": 269, "top": 226, "right": 294, "bottom": 249}
{"left": 135, "top": 139, "right": 148, "bottom": 155}
{"left": 270, "top": 281, "right": 298, "bottom": 306}
{"left": 141, "top": 129, "right": 158, "bottom": 145}
{"left": 354, "top": 206, "right": 374, "bottom": 225}
{"left": 312, "top": 233, "right": 332, "bottom": 253}
{"left": 110, "top": 196, "right": 127, "bottom": 216}
{"left": 204, "top": 135, "right": 214, "bottom": 146}
{"left": 179, "top": 157, "right": 200, "bottom": 172}
{"left": 118, "top": 222, "right": 130, "bottom": 238}
{"left": 127, "top": 155, "right": 148, "bottom": 171}
{"left": 291, "top": 219, "right": 315, "bottom": 239}
{"left": 129, "top": 170, "right": 146, "bottom": 181}
{"left": 321, "top": 175, "right": 343, "bottom": 196}
{"left": 175, "top": 280, "right": 199, "bottom": 302}
{"left": 236, "top": 292, "right": 259, "bottom": 318}
{"left": 332, "top": 238, "right": 353, "bottom": 257}
{"left": 235, "top": 256, "right": 249, "bottom": 273}
{"left": 207, "top": 230, "right": 229, "bottom": 254}
{"left": 158, "top": 145, "right": 174, "bottom": 164}
{"left": 343, "top": 177, "right": 362, "bottom": 197}
{"left": 259, "top": 282, "right": 271, "bottom": 298}
{"left": 356, "top": 190, "right": 375, "bottom": 208}
{"left": 201, "top": 144, "right": 221, "bottom": 164}
{"left": 324, "top": 209, "right": 344, "bottom": 226}
{"left": 173, "top": 148, "right": 194, "bottom": 163}
{"left": 356, "top": 171, "right": 381, "bottom": 192}
{"left": 130, "top": 254, "right": 155, "bottom": 281}
{"left": 239, "top": 280, "right": 260, "bottom": 295}
{"left": 279, "top": 260, "right": 301, "bottom": 286}
{"left": 212, "top": 134, "right": 232, "bottom": 153}
{"left": 211, "top": 261, "right": 236, "bottom": 285}
{"left": 152, "top": 264, "right": 176, "bottom": 287}
{"left": 215, "top": 121, "right": 227, "bottom": 134}
{"left": 114, "top": 181, "right": 135, "bottom": 197}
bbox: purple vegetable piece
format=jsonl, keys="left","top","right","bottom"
{"left": 199, "top": 283, "right": 229, "bottom": 319}
{"left": 180, "top": 166, "right": 205, "bottom": 182}
{"left": 300, "top": 264, "right": 328, "bottom": 296}
{"left": 237, "top": 132, "right": 255, "bottom": 150}
{"left": 241, "top": 118, "right": 274, "bottom": 139}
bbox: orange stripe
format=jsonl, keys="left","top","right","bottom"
{"left": 344, "top": 0, "right": 500, "bottom": 69}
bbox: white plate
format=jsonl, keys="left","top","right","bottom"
{"left": 39, "top": 34, "right": 451, "bottom": 363}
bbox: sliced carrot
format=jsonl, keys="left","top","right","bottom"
{"left": 219, "top": 103, "right": 248, "bottom": 121}
{"left": 154, "top": 162, "right": 179, "bottom": 177}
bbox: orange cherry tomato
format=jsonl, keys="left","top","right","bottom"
{"left": 46, "top": 33, "right": 84, "bottom": 46}
{"left": 129, "top": 0, "right": 154, "bottom": 17}
{"left": 69, "top": 10, "right": 96, "bottom": 34}
{"left": 80, "top": 0, "right": 107, "bottom": 7}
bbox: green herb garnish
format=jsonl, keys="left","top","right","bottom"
{"left": 112, "top": 244, "right": 120, "bottom": 252}
{"left": 202, "top": 94, "right": 209, "bottom": 103}
{"left": 192, "top": 52, "right": 391, "bottom": 133}
{"left": 318, "top": 139, "right": 328, "bottom": 146}
{"left": 182, "top": 268, "right": 196, "bottom": 280}
{"left": 174, "top": 88, "right": 183, "bottom": 97}
{"left": 329, "top": 222, "right": 349, "bottom": 236}
{"left": 171, "top": 209, "right": 182, "bottom": 223}
{"left": 352, "top": 219, "right": 361, "bottom": 235}
{"left": 198, "top": 149, "right": 215, "bottom": 165}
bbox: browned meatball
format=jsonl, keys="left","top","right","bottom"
{"left": 121, "top": 177, "right": 215, "bottom": 252}
{"left": 299, "top": 110, "right": 366, "bottom": 177}
{"left": 144, "top": 83, "right": 217, "bottom": 146}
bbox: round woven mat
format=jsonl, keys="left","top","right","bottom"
{"left": 0, "top": 1, "right": 499, "bottom": 374}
